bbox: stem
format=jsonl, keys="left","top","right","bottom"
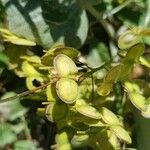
{"left": 77, "top": 0, "right": 115, "bottom": 40}
{"left": 79, "top": 59, "right": 112, "bottom": 83}
{"left": 143, "top": 0, "right": 150, "bottom": 27}
{"left": 103, "top": 0, "right": 133, "bottom": 19}
{"left": 21, "top": 116, "right": 32, "bottom": 140}
{"left": 0, "top": 82, "right": 51, "bottom": 103}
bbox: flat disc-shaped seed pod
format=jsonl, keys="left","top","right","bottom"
{"left": 128, "top": 92, "right": 147, "bottom": 111}
{"left": 110, "top": 126, "right": 131, "bottom": 144}
{"left": 54, "top": 54, "right": 78, "bottom": 77}
{"left": 124, "top": 43, "right": 145, "bottom": 62}
{"left": 46, "top": 84, "right": 59, "bottom": 102}
{"left": 101, "top": 107, "right": 121, "bottom": 126}
{"left": 104, "top": 65, "right": 122, "bottom": 83}
{"left": 75, "top": 99, "right": 101, "bottom": 119}
{"left": 118, "top": 30, "right": 141, "bottom": 49}
{"left": 56, "top": 78, "right": 78, "bottom": 104}
{"left": 45, "top": 103, "right": 68, "bottom": 122}
{"left": 97, "top": 82, "right": 113, "bottom": 96}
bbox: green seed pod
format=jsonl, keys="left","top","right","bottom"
{"left": 97, "top": 82, "right": 113, "bottom": 96}
{"left": 56, "top": 78, "right": 78, "bottom": 104}
{"left": 46, "top": 84, "right": 59, "bottom": 102}
{"left": 41, "top": 45, "right": 79, "bottom": 66}
{"left": 104, "top": 65, "right": 122, "bottom": 83}
{"left": 124, "top": 43, "right": 145, "bottom": 62}
{"left": 45, "top": 103, "right": 68, "bottom": 122}
{"left": 71, "top": 134, "right": 89, "bottom": 147}
{"left": 54, "top": 54, "right": 78, "bottom": 77}
{"left": 118, "top": 30, "right": 141, "bottom": 49}
{"left": 101, "top": 107, "right": 121, "bottom": 126}
{"left": 110, "top": 126, "right": 131, "bottom": 144}
{"left": 75, "top": 99, "right": 101, "bottom": 119}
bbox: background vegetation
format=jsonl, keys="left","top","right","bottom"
{"left": 0, "top": 0, "right": 150, "bottom": 150}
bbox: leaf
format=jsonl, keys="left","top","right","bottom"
{"left": 14, "top": 140, "right": 37, "bottom": 150}
{"left": 101, "top": 107, "right": 121, "bottom": 126}
{"left": 22, "top": 61, "right": 42, "bottom": 77}
{"left": 110, "top": 126, "right": 131, "bottom": 144}
{"left": 54, "top": 54, "right": 78, "bottom": 77}
{"left": 0, "top": 123, "right": 17, "bottom": 147}
{"left": 75, "top": 99, "right": 101, "bottom": 119}
{"left": 1, "top": 0, "right": 88, "bottom": 48}
{"left": 0, "top": 92, "right": 28, "bottom": 121}
{"left": 87, "top": 42, "right": 110, "bottom": 68}
{"left": 97, "top": 82, "right": 113, "bottom": 96}
{"left": 41, "top": 45, "right": 79, "bottom": 66}
{"left": 0, "top": 28, "right": 36, "bottom": 46}
{"left": 45, "top": 103, "right": 68, "bottom": 122}
{"left": 56, "top": 78, "right": 78, "bottom": 104}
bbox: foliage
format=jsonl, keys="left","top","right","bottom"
{"left": 0, "top": 0, "right": 150, "bottom": 150}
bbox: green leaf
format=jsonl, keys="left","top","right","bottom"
{"left": 0, "top": 28, "right": 36, "bottom": 46}
{"left": 14, "top": 140, "right": 37, "bottom": 150}
{"left": 87, "top": 42, "right": 110, "bottom": 68}
{"left": 75, "top": 99, "right": 101, "bottom": 119}
{"left": 110, "top": 126, "right": 131, "bottom": 144}
{"left": 0, "top": 123, "right": 17, "bottom": 147}
{"left": 56, "top": 78, "right": 78, "bottom": 104}
{"left": 101, "top": 107, "right": 121, "bottom": 126}
{"left": 1, "top": 0, "right": 88, "bottom": 48}
{"left": 0, "top": 92, "right": 28, "bottom": 121}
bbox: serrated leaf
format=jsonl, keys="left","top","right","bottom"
{"left": 54, "top": 54, "right": 78, "bottom": 77}
{"left": 14, "top": 140, "right": 37, "bottom": 150}
{"left": 56, "top": 78, "right": 78, "bottom": 104}
{"left": 101, "top": 107, "right": 121, "bottom": 126}
{"left": 110, "top": 126, "right": 131, "bottom": 144}
{"left": 75, "top": 99, "right": 101, "bottom": 119}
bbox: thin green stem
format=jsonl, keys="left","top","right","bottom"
{"left": 79, "top": 59, "right": 112, "bottom": 83}
{"left": 0, "top": 82, "right": 51, "bottom": 103}
{"left": 77, "top": 0, "right": 115, "bottom": 40}
{"left": 143, "top": 0, "right": 150, "bottom": 27}
{"left": 103, "top": 0, "right": 133, "bottom": 19}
